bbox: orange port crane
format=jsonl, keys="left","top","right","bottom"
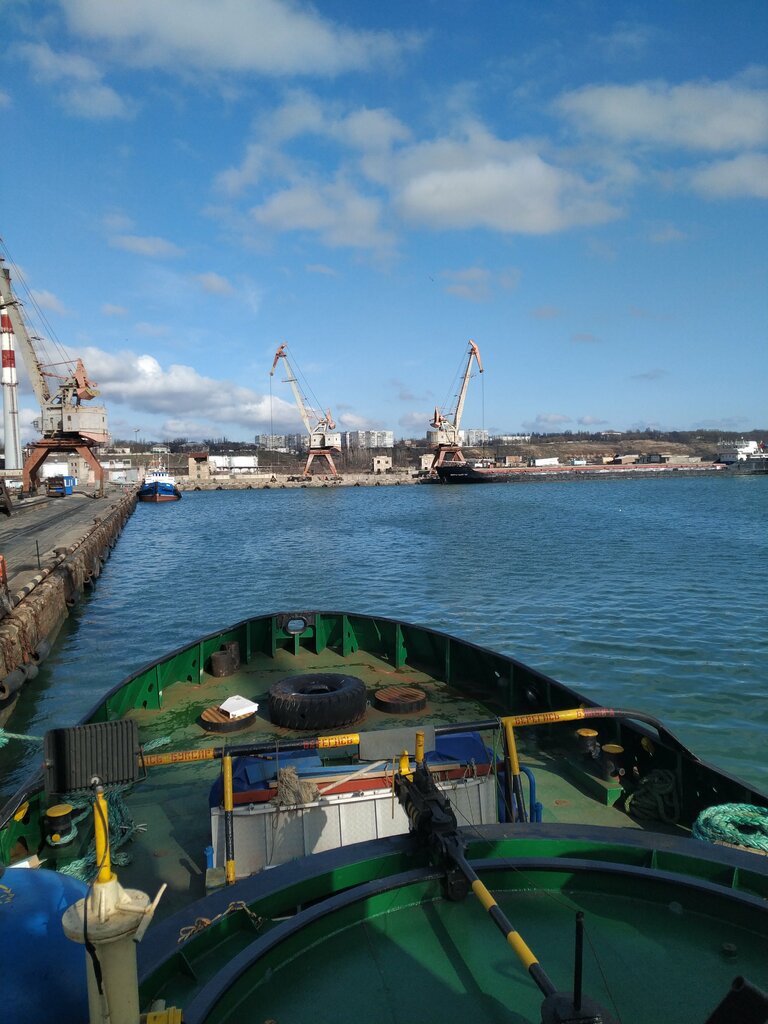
{"left": 0, "top": 259, "right": 108, "bottom": 494}
{"left": 430, "top": 339, "right": 483, "bottom": 469}
{"left": 270, "top": 343, "right": 341, "bottom": 477}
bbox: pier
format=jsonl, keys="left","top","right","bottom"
{"left": 0, "top": 485, "right": 136, "bottom": 724}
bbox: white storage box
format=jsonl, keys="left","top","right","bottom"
{"left": 211, "top": 773, "right": 497, "bottom": 877}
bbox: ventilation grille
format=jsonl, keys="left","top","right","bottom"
{"left": 44, "top": 720, "right": 140, "bottom": 795}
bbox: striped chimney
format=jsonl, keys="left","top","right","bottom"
{"left": 1, "top": 298, "right": 22, "bottom": 471}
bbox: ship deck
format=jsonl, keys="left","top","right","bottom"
{"left": 114, "top": 644, "right": 681, "bottom": 920}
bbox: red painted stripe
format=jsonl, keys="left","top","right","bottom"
{"left": 2, "top": 351, "right": 15, "bottom": 368}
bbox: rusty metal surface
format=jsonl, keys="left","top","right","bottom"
{"left": 375, "top": 685, "right": 427, "bottom": 713}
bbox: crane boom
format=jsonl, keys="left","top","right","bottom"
{"left": 0, "top": 256, "right": 109, "bottom": 493}
{"left": 453, "top": 340, "right": 483, "bottom": 435}
{"left": 270, "top": 343, "right": 313, "bottom": 434}
{"left": 0, "top": 265, "right": 50, "bottom": 404}
{"left": 270, "top": 342, "right": 341, "bottom": 476}
{"left": 430, "top": 339, "right": 483, "bottom": 446}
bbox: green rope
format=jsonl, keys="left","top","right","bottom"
{"left": 693, "top": 803, "right": 768, "bottom": 852}
{"left": 58, "top": 784, "right": 140, "bottom": 882}
{"left": 0, "top": 728, "right": 43, "bottom": 749}
{"left": 142, "top": 735, "right": 171, "bottom": 751}
{"left": 625, "top": 768, "right": 680, "bottom": 824}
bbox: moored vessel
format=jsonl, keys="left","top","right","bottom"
{"left": 138, "top": 466, "right": 182, "bottom": 502}
{"left": 1, "top": 610, "right": 767, "bottom": 1023}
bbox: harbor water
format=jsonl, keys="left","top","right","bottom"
{"left": 1, "top": 474, "right": 766, "bottom": 797}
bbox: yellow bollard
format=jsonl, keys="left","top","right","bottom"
{"left": 415, "top": 730, "right": 425, "bottom": 766}
{"left": 399, "top": 748, "right": 411, "bottom": 780}
{"left": 94, "top": 788, "right": 113, "bottom": 883}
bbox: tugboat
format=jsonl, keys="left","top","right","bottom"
{"left": 137, "top": 465, "right": 181, "bottom": 502}
{"left": 1, "top": 611, "right": 767, "bottom": 1023}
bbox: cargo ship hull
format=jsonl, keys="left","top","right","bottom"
{"left": 435, "top": 462, "right": 726, "bottom": 484}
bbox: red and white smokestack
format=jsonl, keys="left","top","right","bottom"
{"left": 1, "top": 298, "right": 22, "bottom": 471}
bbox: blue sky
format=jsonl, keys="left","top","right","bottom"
{"left": 2, "top": 0, "right": 767, "bottom": 443}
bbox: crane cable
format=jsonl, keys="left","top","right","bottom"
{"left": 0, "top": 237, "right": 73, "bottom": 370}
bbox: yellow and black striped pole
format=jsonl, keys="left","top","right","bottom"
{"left": 450, "top": 842, "right": 556, "bottom": 998}
{"left": 222, "top": 753, "right": 236, "bottom": 885}
{"left": 503, "top": 718, "right": 527, "bottom": 823}
{"left": 141, "top": 731, "right": 361, "bottom": 768}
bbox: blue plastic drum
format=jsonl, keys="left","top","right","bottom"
{"left": 0, "top": 866, "right": 88, "bottom": 1022}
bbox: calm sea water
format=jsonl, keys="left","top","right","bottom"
{"left": 2, "top": 475, "right": 766, "bottom": 797}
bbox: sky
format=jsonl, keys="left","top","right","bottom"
{"left": 2, "top": 0, "right": 767, "bottom": 444}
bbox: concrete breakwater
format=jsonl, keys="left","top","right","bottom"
{"left": 0, "top": 487, "right": 137, "bottom": 724}
{"left": 179, "top": 471, "right": 418, "bottom": 490}
{"left": 178, "top": 462, "right": 728, "bottom": 491}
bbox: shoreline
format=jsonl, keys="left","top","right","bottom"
{"left": 174, "top": 461, "right": 757, "bottom": 491}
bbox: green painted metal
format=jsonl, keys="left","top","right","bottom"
{"left": 139, "top": 833, "right": 768, "bottom": 1015}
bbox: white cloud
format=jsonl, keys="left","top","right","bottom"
{"left": 109, "top": 234, "right": 185, "bottom": 258}
{"left": 102, "top": 303, "right": 127, "bottom": 317}
{"left": 649, "top": 225, "right": 687, "bottom": 244}
{"left": 390, "top": 129, "right": 619, "bottom": 234}
{"left": 215, "top": 97, "right": 410, "bottom": 198}
{"left": 441, "top": 267, "right": 491, "bottom": 302}
{"left": 0, "top": 91, "right": 11, "bottom": 108}
{"left": 81, "top": 346, "right": 301, "bottom": 431}
{"left": 557, "top": 78, "right": 768, "bottom": 151}
{"left": 219, "top": 102, "right": 620, "bottom": 248}
{"left": 160, "top": 418, "right": 211, "bottom": 438}
{"left": 690, "top": 153, "right": 768, "bottom": 199}
{"left": 398, "top": 410, "right": 429, "bottom": 432}
{"left": 102, "top": 211, "right": 134, "bottom": 232}
{"left": 30, "top": 289, "right": 69, "bottom": 315}
{"left": 336, "top": 410, "right": 379, "bottom": 431}
{"left": 135, "top": 322, "right": 170, "bottom": 337}
{"left": 578, "top": 415, "right": 609, "bottom": 426}
{"left": 592, "top": 23, "right": 654, "bottom": 59}
{"left": 194, "top": 272, "right": 235, "bottom": 295}
{"left": 534, "top": 413, "right": 572, "bottom": 425}
{"left": 251, "top": 178, "right": 394, "bottom": 250}
{"left": 306, "top": 264, "right": 338, "bottom": 276}
{"left": 19, "top": 41, "right": 130, "bottom": 119}
{"left": 62, "top": 0, "right": 420, "bottom": 75}
{"left": 440, "top": 266, "right": 520, "bottom": 303}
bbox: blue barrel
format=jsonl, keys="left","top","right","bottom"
{"left": 0, "top": 866, "right": 89, "bottom": 1022}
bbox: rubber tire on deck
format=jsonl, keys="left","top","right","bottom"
{"left": 269, "top": 673, "right": 367, "bottom": 731}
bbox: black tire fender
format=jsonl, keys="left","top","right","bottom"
{"left": 269, "top": 673, "right": 367, "bottom": 731}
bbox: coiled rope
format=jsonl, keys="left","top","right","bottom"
{"left": 625, "top": 768, "right": 680, "bottom": 824}
{"left": 58, "top": 784, "right": 142, "bottom": 881}
{"left": 693, "top": 803, "right": 768, "bottom": 852}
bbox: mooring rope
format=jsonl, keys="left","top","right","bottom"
{"left": 624, "top": 768, "right": 680, "bottom": 824}
{"left": 693, "top": 803, "right": 768, "bottom": 852}
{"left": 58, "top": 784, "right": 142, "bottom": 882}
{"left": 0, "top": 728, "right": 43, "bottom": 749}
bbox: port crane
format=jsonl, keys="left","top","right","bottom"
{"left": 430, "top": 339, "right": 483, "bottom": 469}
{"left": 0, "top": 258, "right": 108, "bottom": 494}
{"left": 270, "top": 343, "right": 341, "bottom": 476}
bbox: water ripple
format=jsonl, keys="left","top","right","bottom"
{"left": 1, "top": 476, "right": 766, "bottom": 796}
